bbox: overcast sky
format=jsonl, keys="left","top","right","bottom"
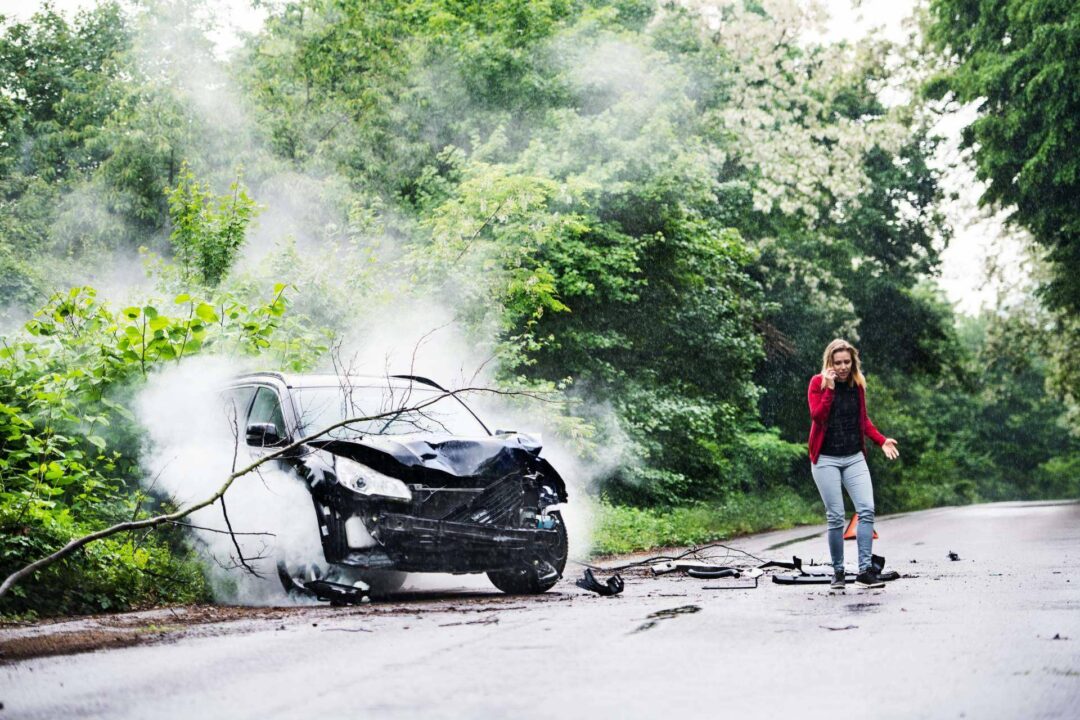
{"left": 1, "top": 0, "right": 1024, "bottom": 314}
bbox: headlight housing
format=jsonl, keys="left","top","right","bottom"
{"left": 335, "top": 457, "right": 412, "bottom": 502}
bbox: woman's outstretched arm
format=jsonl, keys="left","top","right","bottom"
{"left": 860, "top": 391, "right": 899, "bottom": 459}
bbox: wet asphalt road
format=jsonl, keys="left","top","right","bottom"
{"left": 3, "top": 500, "right": 1078, "bottom": 719}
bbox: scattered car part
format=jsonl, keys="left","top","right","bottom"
{"left": 770, "top": 555, "right": 901, "bottom": 585}
{"left": 686, "top": 566, "right": 740, "bottom": 579}
{"left": 277, "top": 561, "right": 371, "bottom": 605}
{"left": 575, "top": 569, "right": 625, "bottom": 596}
{"left": 758, "top": 556, "right": 805, "bottom": 573}
{"left": 703, "top": 568, "right": 763, "bottom": 590}
{"left": 773, "top": 572, "right": 858, "bottom": 585}
{"left": 651, "top": 561, "right": 679, "bottom": 575}
{"left": 871, "top": 554, "right": 900, "bottom": 582}
{"left": 587, "top": 542, "right": 767, "bottom": 575}
{"left": 652, "top": 560, "right": 745, "bottom": 577}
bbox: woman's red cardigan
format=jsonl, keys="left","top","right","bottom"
{"left": 807, "top": 374, "right": 886, "bottom": 464}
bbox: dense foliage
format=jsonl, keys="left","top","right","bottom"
{"left": 926, "top": 0, "right": 1080, "bottom": 423}
{"left": 1, "top": 0, "right": 1076, "bottom": 615}
{"left": 927, "top": 0, "right": 1080, "bottom": 314}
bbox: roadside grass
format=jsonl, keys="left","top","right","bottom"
{"left": 591, "top": 489, "right": 821, "bottom": 556}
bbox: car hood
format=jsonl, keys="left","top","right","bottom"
{"left": 308, "top": 432, "right": 566, "bottom": 499}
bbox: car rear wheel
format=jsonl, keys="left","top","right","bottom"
{"left": 487, "top": 511, "right": 568, "bottom": 594}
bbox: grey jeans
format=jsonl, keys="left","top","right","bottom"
{"left": 810, "top": 452, "right": 875, "bottom": 572}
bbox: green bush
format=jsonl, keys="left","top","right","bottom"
{"left": 1036, "top": 454, "right": 1080, "bottom": 500}
{"left": 592, "top": 490, "right": 820, "bottom": 555}
{"left": 0, "top": 503, "right": 208, "bottom": 616}
{"left": 731, "top": 429, "right": 806, "bottom": 490}
{"left": 0, "top": 282, "right": 326, "bottom": 616}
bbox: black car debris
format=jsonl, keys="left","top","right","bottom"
{"left": 224, "top": 372, "right": 569, "bottom": 603}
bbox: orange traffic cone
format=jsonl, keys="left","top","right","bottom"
{"left": 843, "top": 514, "right": 879, "bottom": 540}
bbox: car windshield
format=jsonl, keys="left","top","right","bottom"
{"left": 293, "top": 383, "right": 488, "bottom": 438}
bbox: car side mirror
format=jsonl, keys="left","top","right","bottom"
{"left": 246, "top": 422, "right": 285, "bottom": 447}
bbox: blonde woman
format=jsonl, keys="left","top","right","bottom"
{"left": 807, "top": 339, "right": 899, "bottom": 589}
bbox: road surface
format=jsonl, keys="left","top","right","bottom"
{"left": 2, "top": 500, "right": 1078, "bottom": 719}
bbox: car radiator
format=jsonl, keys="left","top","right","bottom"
{"left": 437, "top": 474, "right": 534, "bottom": 527}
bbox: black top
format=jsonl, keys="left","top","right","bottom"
{"left": 821, "top": 381, "right": 861, "bottom": 457}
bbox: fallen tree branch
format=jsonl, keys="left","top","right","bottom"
{"left": 168, "top": 521, "right": 275, "bottom": 537}
{"left": 0, "top": 386, "right": 535, "bottom": 600}
{"left": 219, "top": 495, "right": 262, "bottom": 577}
{"left": 220, "top": 408, "right": 261, "bottom": 577}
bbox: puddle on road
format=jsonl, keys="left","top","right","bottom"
{"left": 632, "top": 604, "right": 701, "bottom": 633}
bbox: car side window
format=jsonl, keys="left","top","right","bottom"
{"left": 223, "top": 386, "right": 256, "bottom": 422}
{"left": 249, "top": 387, "right": 286, "bottom": 438}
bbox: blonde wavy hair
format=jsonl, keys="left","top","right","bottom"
{"left": 820, "top": 338, "right": 866, "bottom": 389}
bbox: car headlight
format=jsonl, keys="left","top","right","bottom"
{"left": 335, "top": 457, "right": 412, "bottom": 502}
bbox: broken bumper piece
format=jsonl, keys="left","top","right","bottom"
{"left": 769, "top": 554, "right": 901, "bottom": 585}
{"left": 575, "top": 569, "right": 625, "bottom": 596}
{"left": 277, "top": 563, "right": 371, "bottom": 605}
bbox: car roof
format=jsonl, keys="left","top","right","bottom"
{"left": 233, "top": 372, "right": 437, "bottom": 390}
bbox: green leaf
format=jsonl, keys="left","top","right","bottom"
{"left": 87, "top": 435, "right": 107, "bottom": 450}
{"left": 195, "top": 303, "right": 219, "bottom": 323}
{"left": 101, "top": 398, "right": 136, "bottom": 422}
{"left": 174, "top": 293, "right": 191, "bottom": 304}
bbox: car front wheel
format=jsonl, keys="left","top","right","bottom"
{"left": 487, "top": 511, "right": 568, "bottom": 594}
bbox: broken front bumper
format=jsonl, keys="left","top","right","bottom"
{"left": 369, "top": 512, "right": 561, "bottom": 573}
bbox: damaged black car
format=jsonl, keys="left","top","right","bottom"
{"left": 224, "top": 372, "right": 569, "bottom": 603}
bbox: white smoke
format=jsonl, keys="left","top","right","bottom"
{"left": 130, "top": 301, "right": 623, "bottom": 603}
{"left": 135, "top": 355, "right": 324, "bottom": 604}
{"left": 118, "top": 2, "right": 648, "bottom": 597}
{"left": 325, "top": 299, "right": 630, "bottom": 560}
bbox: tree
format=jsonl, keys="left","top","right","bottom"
{"left": 167, "top": 164, "right": 258, "bottom": 287}
{"left": 926, "top": 0, "right": 1080, "bottom": 312}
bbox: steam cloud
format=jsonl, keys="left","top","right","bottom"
{"left": 136, "top": 356, "right": 325, "bottom": 604}
{"left": 55, "top": 2, "right": 655, "bottom": 601}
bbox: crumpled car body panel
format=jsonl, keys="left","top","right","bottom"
{"left": 291, "top": 434, "right": 567, "bottom": 573}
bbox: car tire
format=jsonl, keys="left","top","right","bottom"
{"left": 487, "top": 511, "right": 568, "bottom": 594}
{"left": 360, "top": 569, "right": 408, "bottom": 596}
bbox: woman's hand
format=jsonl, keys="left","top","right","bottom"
{"left": 882, "top": 438, "right": 899, "bottom": 460}
{"left": 823, "top": 369, "right": 836, "bottom": 389}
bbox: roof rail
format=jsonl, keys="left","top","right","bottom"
{"left": 233, "top": 371, "right": 290, "bottom": 385}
